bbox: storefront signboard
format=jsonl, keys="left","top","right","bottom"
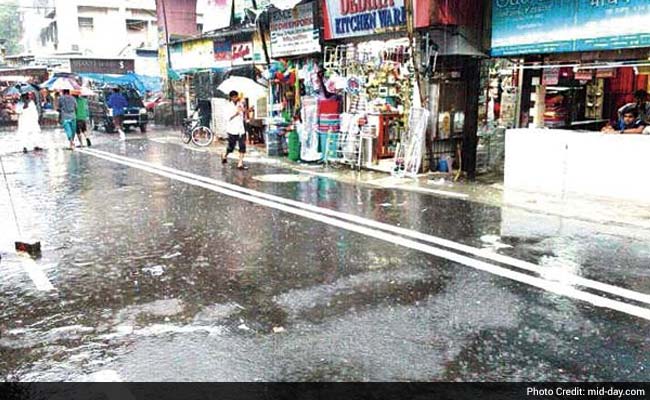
{"left": 270, "top": 2, "right": 321, "bottom": 57}
{"left": 33, "top": 56, "right": 72, "bottom": 73}
{"left": 574, "top": 70, "right": 593, "bottom": 81}
{"left": 170, "top": 39, "right": 214, "bottom": 71}
{"left": 542, "top": 68, "right": 560, "bottom": 86}
{"left": 492, "top": 0, "right": 650, "bottom": 56}
{"left": 214, "top": 38, "right": 233, "bottom": 66}
{"left": 70, "top": 58, "right": 135, "bottom": 74}
{"left": 321, "top": 0, "right": 407, "bottom": 40}
{"left": 596, "top": 68, "right": 617, "bottom": 78}
{"left": 232, "top": 42, "right": 254, "bottom": 65}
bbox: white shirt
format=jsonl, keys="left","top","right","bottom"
{"left": 225, "top": 100, "right": 245, "bottom": 136}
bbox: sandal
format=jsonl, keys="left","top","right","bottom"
{"left": 221, "top": 155, "right": 228, "bottom": 164}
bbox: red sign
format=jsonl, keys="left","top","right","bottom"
{"left": 574, "top": 70, "right": 593, "bottom": 81}
{"left": 596, "top": 68, "right": 617, "bottom": 79}
{"left": 415, "top": 0, "right": 482, "bottom": 28}
{"left": 231, "top": 42, "right": 253, "bottom": 65}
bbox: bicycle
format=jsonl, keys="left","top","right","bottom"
{"left": 181, "top": 116, "right": 214, "bottom": 147}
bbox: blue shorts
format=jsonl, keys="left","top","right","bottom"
{"left": 62, "top": 119, "right": 77, "bottom": 140}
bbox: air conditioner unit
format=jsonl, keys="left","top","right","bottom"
{"left": 72, "top": 44, "right": 79, "bottom": 51}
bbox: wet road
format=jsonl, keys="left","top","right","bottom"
{"left": 1, "top": 129, "right": 649, "bottom": 382}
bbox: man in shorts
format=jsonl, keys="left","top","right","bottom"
{"left": 221, "top": 90, "right": 248, "bottom": 170}
{"left": 74, "top": 91, "right": 91, "bottom": 147}
{"left": 58, "top": 89, "right": 77, "bottom": 150}
{"left": 107, "top": 87, "right": 128, "bottom": 141}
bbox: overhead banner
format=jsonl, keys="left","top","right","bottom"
{"left": 492, "top": 0, "right": 650, "bottom": 56}
{"left": 202, "top": 0, "right": 233, "bottom": 33}
{"left": 171, "top": 39, "right": 214, "bottom": 70}
{"left": 321, "top": 0, "right": 407, "bottom": 40}
{"left": 270, "top": 2, "right": 320, "bottom": 57}
{"left": 234, "top": 0, "right": 271, "bottom": 22}
{"left": 157, "top": 0, "right": 198, "bottom": 38}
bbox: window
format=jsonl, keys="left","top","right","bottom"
{"left": 78, "top": 17, "right": 94, "bottom": 30}
{"left": 197, "top": 23, "right": 203, "bottom": 33}
{"left": 126, "top": 19, "right": 147, "bottom": 32}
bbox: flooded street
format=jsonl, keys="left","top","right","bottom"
{"left": 1, "top": 129, "right": 649, "bottom": 382}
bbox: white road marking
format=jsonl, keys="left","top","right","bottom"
{"left": 79, "top": 148, "right": 650, "bottom": 321}
{"left": 83, "top": 148, "right": 650, "bottom": 307}
{"left": 20, "top": 256, "right": 55, "bottom": 292}
{"left": 388, "top": 185, "right": 470, "bottom": 199}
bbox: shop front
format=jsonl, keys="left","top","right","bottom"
{"left": 491, "top": 0, "right": 650, "bottom": 202}
{"left": 318, "top": 0, "right": 425, "bottom": 174}
{"left": 165, "top": 26, "right": 264, "bottom": 132}
{"left": 417, "top": 0, "right": 486, "bottom": 178}
{"left": 265, "top": 0, "right": 322, "bottom": 159}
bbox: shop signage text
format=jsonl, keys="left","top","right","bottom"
{"left": 492, "top": 0, "right": 650, "bottom": 56}
{"left": 232, "top": 42, "right": 253, "bottom": 65}
{"left": 322, "top": 0, "right": 406, "bottom": 40}
{"left": 70, "top": 58, "right": 134, "bottom": 74}
{"left": 542, "top": 67, "right": 559, "bottom": 86}
{"left": 270, "top": 2, "right": 320, "bottom": 57}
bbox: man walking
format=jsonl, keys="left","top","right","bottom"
{"left": 74, "top": 91, "right": 91, "bottom": 147}
{"left": 58, "top": 89, "right": 77, "bottom": 150}
{"left": 107, "top": 87, "right": 128, "bottom": 140}
{"left": 222, "top": 90, "right": 248, "bottom": 170}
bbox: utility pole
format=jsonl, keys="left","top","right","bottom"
{"left": 250, "top": 0, "right": 270, "bottom": 65}
{"left": 159, "top": 0, "right": 176, "bottom": 125}
{"left": 0, "top": 39, "right": 6, "bottom": 65}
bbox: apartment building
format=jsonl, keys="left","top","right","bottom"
{"left": 19, "top": 0, "right": 208, "bottom": 75}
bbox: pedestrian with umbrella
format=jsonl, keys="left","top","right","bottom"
{"left": 221, "top": 90, "right": 249, "bottom": 170}
{"left": 58, "top": 89, "right": 78, "bottom": 150}
{"left": 15, "top": 93, "right": 42, "bottom": 153}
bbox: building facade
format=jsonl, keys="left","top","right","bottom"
{"left": 19, "top": 0, "right": 210, "bottom": 75}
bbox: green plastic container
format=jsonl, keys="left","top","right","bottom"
{"left": 287, "top": 131, "right": 301, "bottom": 161}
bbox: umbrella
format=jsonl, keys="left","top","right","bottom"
{"left": 71, "top": 86, "right": 95, "bottom": 97}
{"left": 2, "top": 86, "right": 20, "bottom": 97}
{"left": 43, "top": 77, "right": 81, "bottom": 92}
{"left": 2, "top": 83, "right": 38, "bottom": 96}
{"left": 218, "top": 76, "right": 267, "bottom": 101}
{"left": 16, "top": 83, "right": 40, "bottom": 94}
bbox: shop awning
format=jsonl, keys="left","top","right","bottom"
{"left": 78, "top": 73, "right": 162, "bottom": 94}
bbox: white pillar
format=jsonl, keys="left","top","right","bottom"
{"left": 54, "top": 0, "right": 79, "bottom": 53}
{"left": 185, "top": 77, "right": 191, "bottom": 118}
{"left": 534, "top": 84, "right": 546, "bottom": 128}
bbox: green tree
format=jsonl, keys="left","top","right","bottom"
{"left": 0, "top": 0, "right": 23, "bottom": 55}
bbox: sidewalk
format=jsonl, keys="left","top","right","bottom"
{"left": 148, "top": 132, "right": 650, "bottom": 234}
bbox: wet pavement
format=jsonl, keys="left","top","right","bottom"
{"left": 0, "top": 127, "right": 649, "bottom": 382}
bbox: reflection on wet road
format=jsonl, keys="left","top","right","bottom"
{"left": 0, "top": 136, "right": 649, "bottom": 381}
